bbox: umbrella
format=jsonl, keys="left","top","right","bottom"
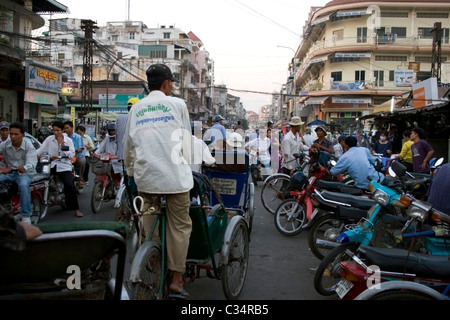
{"left": 307, "top": 120, "right": 327, "bottom": 126}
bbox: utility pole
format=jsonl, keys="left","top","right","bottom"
{"left": 80, "top": 20, "right": 98, "bottom": 119}
{"left": 431, "top": 22, "right": 442, "bottom": 85}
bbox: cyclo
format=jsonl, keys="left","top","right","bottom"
{"left": 127, "top": 149, "right": 254, "bottom": 300}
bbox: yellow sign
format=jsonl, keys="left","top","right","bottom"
{"left": 71, "top": 107, "right": 75, "bottom": 123}
{"left": 61, "top": 82, "right": 80, "bottom": 96}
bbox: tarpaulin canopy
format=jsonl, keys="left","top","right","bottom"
{"left": 83, "top": 112, "right": 120, "bottom": 121}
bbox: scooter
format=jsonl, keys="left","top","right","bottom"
{"left": 90, "top": 152, "right": 120, "bottom": 213}
{"left": 313, "top": 160, "right": 448, "bottom": 296}
{"left": 273, "top": 160, "right": 360, "bottom": 236}
{"left": 337, "top": 206, "right": 450, "bottom": 300}
{"left": 0, "top": 155, "right": 51, "bottom": 224}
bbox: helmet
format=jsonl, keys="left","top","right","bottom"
{"left": 107, "top": 123, "right": 116, "bottom": 131}
{"left": 127, "top": 97, "right": 140, "bottom": 106}
{"left": 290, "top": 171, "right": 308, "bottom": 190}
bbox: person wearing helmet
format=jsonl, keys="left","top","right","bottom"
{"left": 94, "top": 122, "right": 122, "bottom": 186}
{"left": 116, "top": 97, "right": 140, "bottom": 196}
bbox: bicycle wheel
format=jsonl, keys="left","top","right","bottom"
{"left": 221, "top": 219, "right": 249, "bottom": 300}
{"left": 91, "top": 181, "right": 103, "bottom": 213}
{"left": 366, "top": 290, "right": 436, "bottom": 300}
{"left": 260, "top": 174, "right": 291, "bottom": 214}
{"left": 313, "top": 242, "right": 359, "bottom": 296}
{"left": 273, "top": 199, "right": 307, "bottom": 236}
{"left": 308, "top": 214, "right": 346, "bottom": 260}
{"left": 128, "top": 242, "right": 164, "bottom": 300}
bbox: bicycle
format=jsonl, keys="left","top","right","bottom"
{"left": 260, "top": 152, "right": 310, "bottom": 214}
{"left": 127, "top": 172, "right": 250, "bottom": 300}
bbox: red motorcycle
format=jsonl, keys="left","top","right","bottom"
{"left": 273, "top": 161, "right": 355, "bottom": 236}
{"left": 90, "top": 152, "right": 121, "bottom": 213}
{"left": 0, "top": 155, "right": 50, "bottom": 224}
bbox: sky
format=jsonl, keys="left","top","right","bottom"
{"left": 45, "top": 0, "right": 330, "bottom": 113}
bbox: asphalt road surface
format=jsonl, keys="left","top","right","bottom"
{"left": 43, "top": 171, "right": 335, "bottom": 302}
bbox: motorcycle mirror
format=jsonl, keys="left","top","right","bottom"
{"left": 434, "top": 157, "right": 444, "bottom": 167}
{"left": 330, "top": 160, "right": 337, "bottom": 166}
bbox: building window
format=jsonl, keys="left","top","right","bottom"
{"left": 417, "top": 71, "right": 431, "bottom": 82}
{"left": 418, "top": 27, "right": 450, "bottom": 44}
{"left": 331, "top": 71, "right": 342, "bottom": 81}
{"left": 357, "top": 27, "right": 367, "bottom": 43}
{"left": 333, "top": 29, "right": 344, "bottom": 41}
{"left": 389, "top": 70, "right": 395, "bottom": 82}
{"left": 374, "top": 70, "right": 384, "bottom": 87}
{"left": 57, "top": 53, "right": 65, "bottom": 60}
{"left": 111, "top": 35, "right": 119, "bottom": 42}
{"left": 130, "top": 32, "right": 135, "bottom": 40}
{"left": 163, "top": 32, "right": 171, "bottom": 39}
{"left": 355, "top": 70, "right": 366, "bottom": 82}
{"left": 61, "top": 38, "right": 68, "bottom": 46}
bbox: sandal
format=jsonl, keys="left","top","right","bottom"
{"left": 167, "top": 289, "right": 189, "bottom": 299}
{"left": 75, "top": 211, "right": 83, "bottom": 217}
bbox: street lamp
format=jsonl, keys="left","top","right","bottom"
{"left": 277, "top": 45, "right": 298, "bottom": 116}
{"left": 105, "top": 53, "right": 129, "bottom": 112}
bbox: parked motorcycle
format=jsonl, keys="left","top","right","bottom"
{"left": 90, "top": 152, "right": 120, "bottom": 213}
{"left": 337, "top": 207, "right": 450, "bottom": 300}
{"left": 273, "top": 161, "right": 358, "bottom": 236}
{"left": 0, "top": 155, "right": 51, "bottom": 225}
{"left": 313, "top": 160, "right": 448, "bottom": 296}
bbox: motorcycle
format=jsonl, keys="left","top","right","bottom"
{"left": 337, "top": 206, "right": 450, "bottom": 300}
{"left": 0, "top": 155, "right": 51, "bottom": 225}
{"left": 90, "top": 152, "right": 120, "bottom": 213}
{"left": 313, "top": 160, "right": 447, "bottom": 296}
{"left": 273, "top": 160, "right": 358, "bottom": 236}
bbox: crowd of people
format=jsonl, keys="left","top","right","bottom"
{"left": 1, "top": 62, "right": 448, "bottom": 302}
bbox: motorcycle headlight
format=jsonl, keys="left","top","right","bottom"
{"left": 406, "top": 206, "right": 427, "bottom": 223}
{"left": 372, "top": 189, "right": 390, "bottom": 206}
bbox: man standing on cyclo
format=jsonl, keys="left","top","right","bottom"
{"left": 124, "top": 63, "right": 193, "bottom": 299}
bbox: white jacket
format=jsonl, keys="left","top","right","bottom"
{"left": 123, "top": 90, "right": 193, "bottom": 194}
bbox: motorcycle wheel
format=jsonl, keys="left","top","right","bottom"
{"left": 91, "top": 181, "right": 104, "bottom": 213}
{"left": 30, "top": 193, "right": 43, "bottom": 225}
{"left": 260, "top": 174, "right": 292, "bottom": 215}
{"left": 273, "top": 199, "right": 307, "bottom": 236}
{"left": 313, "top": 242, "right": 360, "bottom": 296}
{"left": 308, "top": 214, "right": 347, "bottom": 260}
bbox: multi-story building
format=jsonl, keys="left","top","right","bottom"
{"left": 36, "top": 18, "right": 246, "bottom": 124}
{"left": 0, "top": 0, "right": 68, "bottom": 134}
{"left": 286, "top": 0, "right": 450, "bottom": 133}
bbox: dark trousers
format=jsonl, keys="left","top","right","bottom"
{"left": 84, "top": 156, "right": 90, "bottom": 182}
{"left": 51, "top": 167, "right": 79, "bottom": 210}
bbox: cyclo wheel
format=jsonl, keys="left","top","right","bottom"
{"left": 260, "top": 174, "right": 291, "bottom": 215}
{"left": 115, "top": 189, "right": 135, "bottom": 233}
{"left": 308, "top": 214, "right": 347, "bottom": 260}
{"left": 221, "top": 218, "right": 249, "bottom": 300}
{"left": 273, "top": 199, "right": 307, "bottom": 236}
{"left": 91, "top": 181, "right": 103, "bottom": 213}
{"left": 128, "top": 242, "right": 164, "bottom": 300}
{"left": 313, "top": 242, "right": 359, "bottom": 296}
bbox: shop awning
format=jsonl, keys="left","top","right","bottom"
{"left": 336, "top": 10, "right": 369, "bottom": 17}
{"left": 305, "top": 96, "right": 329, "bottom": 106}
{"left": 41, "top": 111, "right": 57, "bottom": 118}
{"left": 83, "top": 112, "right": 120, "bottom": 121}
{"left": 335, "top": 52, "right": 371, "bottom": 58}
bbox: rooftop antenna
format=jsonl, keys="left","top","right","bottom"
{"left": 127, "top": 0, "right": 130, "bottom": 20}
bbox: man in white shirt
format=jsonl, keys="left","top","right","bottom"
{"left": 191, "top": 121, "right": 215, "bottom": 173}
{"left": 281, "top": 117, "right": 311, "bottom": 176}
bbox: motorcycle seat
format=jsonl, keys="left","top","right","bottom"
{"left": 31, "top": 173, "right": 50, "bottom": 183}
{"left": 358, "top": 245, "right": 450, "bottom": 280}
{"left": 315, "top": 180, "right": 364, "bottom": 195}
{"left": 320, "top": 190, "right": 375, "bottom": 209}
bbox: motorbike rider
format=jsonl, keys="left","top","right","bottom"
{"left": 330, "top": 135, "right": 385, "bottom": 190}
{"left": 0, "top": 122, "right": 37, "bottom": 224}
{"left": 37, "top": 121, "right": 84, "bottom": 218}
{"left": 93, "top": 123, "right": 122, "bottom": 187}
